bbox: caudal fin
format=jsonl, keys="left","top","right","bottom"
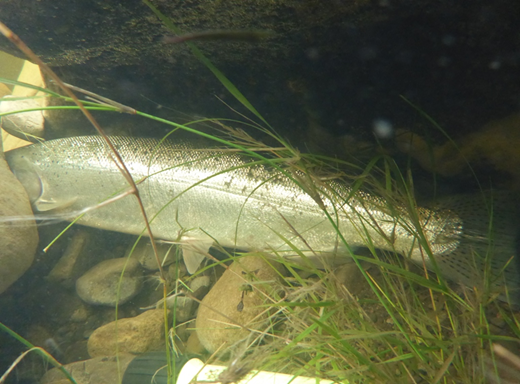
{"left": 429, "top": 191, "right": 519, "bottom": 304}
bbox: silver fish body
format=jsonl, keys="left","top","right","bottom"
{"left": 5, "top": 136, "right": 518, "bottom": 298}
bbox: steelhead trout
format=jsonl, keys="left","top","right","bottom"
{"left": 5, "top": 136, "right": 519, "bottom": 299}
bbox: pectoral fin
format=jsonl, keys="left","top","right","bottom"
{"left": 180, "top": 238, "right": 214, "bottom": 274}
{"left": 182, "top": 248, "right": 207, "bottom": 274}
{"left": 33, "top": 176, "right": 77, "bottom": 212}
{"left": 34, "top": 197, "right": 77, "bottom": 212}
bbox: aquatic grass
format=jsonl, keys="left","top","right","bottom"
{"left": 257, "top": 258, "right": 514, "bottom": 383}
{"left": 0, "top": 322, "right": 76, "bottom": 384}
{"left": 0, "top": 77, "right": 122, "bottom": 114}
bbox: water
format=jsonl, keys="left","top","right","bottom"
{"left": 0, "top": 2, "right": 518, "bottom": 383}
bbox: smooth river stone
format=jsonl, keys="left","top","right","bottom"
{"left": 0, "top": 155, "right": 38, "bottom": 294}
{"left": 195, "top": 255, "right": 285, "bottom": 353}
{"left": 76, "top": 257, "right": 143, "bottom": 306}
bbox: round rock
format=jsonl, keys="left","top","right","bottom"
{"left": 87, "top": 309, "right": 166, "bottom": 357}
{"left": 195, "top": 255, "right": 285, "bottom": 353}
{"left": 0, "top": 156, "right": 38, "bottom": 294}
{"left": 190, "top": 275, "right": 211, "bottom": 299}
{"left": 76, "top": 257, "right": 143, "bottom": 306}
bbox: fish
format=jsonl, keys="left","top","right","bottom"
{"left": 5, "top": 135, "right": 519, "bottom": 300}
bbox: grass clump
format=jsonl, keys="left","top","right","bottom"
{"left": 204, "top": 248, "right": 518, "bottom": 384}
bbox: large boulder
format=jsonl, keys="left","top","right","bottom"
{"left": 0, "top": 154, "right": 38, "bottom": 294}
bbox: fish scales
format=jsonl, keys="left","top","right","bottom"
{"left": 7, "top": 135, "right": 419, "bottom": 257}
{"left": 5, "top": 136, "right": 518, "bottom": 298}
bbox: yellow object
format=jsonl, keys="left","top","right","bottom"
{"left": 0, "top": 52, "right": 43, "bottom": 152}
{"left": 396, "top": 114, "right": 520, "bottom": 181}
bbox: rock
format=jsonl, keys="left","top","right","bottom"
{"left": 0, "top": 96, "right": 45, "bottom": 142}
{"left": 144, "top": 294, "right": 195, "bottom": 324}
{"left": 1, "top": 0, "right": 514, "bottom": 155}
{"left": 168, "top": 296, "right": 194, "bottom": 323}
{"left": 0, "top": 83, "right": 10, "bottom": 98}
{"left": 0, "top": 154, "right": 39, "bottom": 295}
{"left": 70, "top": 303, "right": 90, "bottom": 323}
{"left": 186, "top": 330, "right": 206, "bottom": 355}
{"left": 396, "top": 114, "right": 520, "bottom": 184}
{"left": 47, "top": 229, "right": 90, "bottom": 288}
{"left": 76, "top": 257, "right": 143, "bottom": 306}
{"left": 195, "top": 255, "right": 286, "bottom": 353}
{"left": 190, "top": 275, "right": 211, "bottom": 299}
{"left": 87, "top": 309, "right": 166, "bottom": 357}
{"left": 329, "top": 261, "right": 374, "bottom": 298}
{"left": 125, "top": 238, "right": 176, "bottom": 270}
{"left": 41, "top": 354, "right": 135, "bottom": 384}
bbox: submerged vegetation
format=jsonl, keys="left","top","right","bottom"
{"left": 0, "top": 7, "right": 519, "bottom": 385}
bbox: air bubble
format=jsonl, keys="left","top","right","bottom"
{"left": 372, "top": 119, "right": 393, "bottom": 139}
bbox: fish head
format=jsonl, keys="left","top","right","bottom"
{"left": 5, "top": 144, "right": 76, "bottom": 212}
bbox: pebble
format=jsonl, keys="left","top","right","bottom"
{"left": 75, "top": 257, "right": 143, "bottom": 306}
{"left": 70, "top": 304, "right": 90, "bottom": 323}
{"left": 145, "top": 294, "right": 195, "bottom": 324}
{"left": 168, "top": 296, "right": 194, "bottom": 323}
{"left": 190, "top": 275, "right": 211, "bottom": 299}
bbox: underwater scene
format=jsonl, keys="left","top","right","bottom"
{"left": 0, "top": 1, "right": 519, "bottom": 383}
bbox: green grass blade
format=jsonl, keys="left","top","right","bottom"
{"left": 0, "top": 322, "right": 76, "bottom": 383}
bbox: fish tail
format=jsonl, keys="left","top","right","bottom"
{"left": 429, "top": 191, "right": 519, "bottom": 304}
